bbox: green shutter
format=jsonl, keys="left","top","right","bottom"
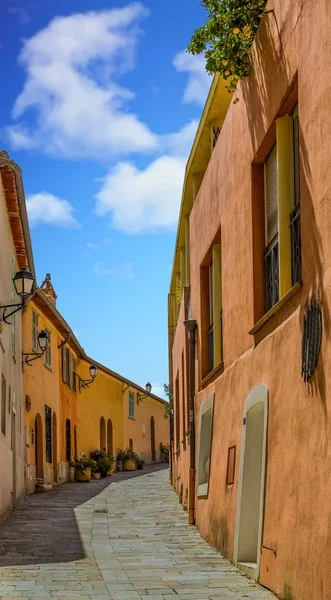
{"left": 129, "top": 392, "right": 134, "bottom": 418}
{"left": 11, "top": 258, "right": 15, "bottom": 357}
{"left": 62, "top": 346, "right": 67, "bottom": 383}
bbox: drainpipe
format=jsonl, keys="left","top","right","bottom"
{"left": 184, "top": 317, "right": 197, "bottom": 525}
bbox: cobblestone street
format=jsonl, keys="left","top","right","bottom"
{"left": 0, "top": 467, "right": 276, "bottom": 600}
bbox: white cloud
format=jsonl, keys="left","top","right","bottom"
{"left": 6, "top": 3, "right": 158, "bottom": 158}
{"left": 173, "top": 50, "right": 211, "bottom": 106}
{"left": 94, "top": 120, "right": 197, "bottom": 234}
{"left": 26, "top": 192, "right": 80, "bottom": 228}
{"left": 87, "top": 238, "right": 112, "bottom": 250}
{"left": 94, "top": 261, "right": 135, "bottom": 279}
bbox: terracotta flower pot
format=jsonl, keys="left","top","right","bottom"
{"left": 75, "top": 467, "right": 91, "bottom": 482}
{"left": 92, "top": 472, "right": 101, "bottom": 480}
{"left": 123, "top": 459, "right": 136, "bottom": 471}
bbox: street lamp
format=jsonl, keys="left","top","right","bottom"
{"left": 1, "top": 267, "right": 35, "bottom": 324}
{"left": 23, "top": 330, "right": 49, "bottom": 366}
{"left": 76, "top": 363, "right": 98, "bottom": 391}
{"left": 137, "top": 382, "right": 152, "bottom": 404}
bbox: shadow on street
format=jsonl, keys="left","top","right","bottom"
{"left": 0, "top": 463, "right": 168, "bottom": 567}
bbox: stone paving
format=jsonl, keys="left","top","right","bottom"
{"left": 0, "top": 466, "right": 276, "bottom": 600}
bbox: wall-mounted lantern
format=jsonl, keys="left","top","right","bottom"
{"left": 137, "top": 382, "right": 152, "bottom": 405}
{"left": 23, "top": 330, "right": 49, "bottom": 366}
{"left": 0, "top": 268, "right": 35, "bottom": 324}
{"left": 76, "top": 363, "right": 98, "bottom": 391}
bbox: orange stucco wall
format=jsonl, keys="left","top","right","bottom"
{"left": 171, "top": 1, "right": 331, "bottom": 599}
{"left": 123, "top": 388, "right": 169, "bottom": 464}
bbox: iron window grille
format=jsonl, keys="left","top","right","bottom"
{"left": 208, "top": 323, "right": 214, "bottom": 372}
{"left": 65, "top": 418, "right": 71, "bottom": 461}
{"left": 264, "top": 235, "right": 279, "bottom": 312}
{"left": 45, "top": 405, "right": 52, "bottom": 463}
{"left": 302, "top": 300, "right": 322, "bottom": 382}
{"left": 290, "top": 202, "right": 301, "bottom": 286}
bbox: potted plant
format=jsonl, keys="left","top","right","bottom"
{"left": 137, "top": 458, "right": 145, "bottom": 470}
{"left": 116, "top": 449, "right": 125, "bottom": 472}
{"left": 71, "top": 454, "right": 94, "bottom": 482}
{"left": 91, "top": 460, "right": 101, "bottom": 479}
{"left": 97, "top": 456, "right": 113, "bottom": 478}
{"left": 121, "top": 448, "right": 139, "bottom": 471}
{"left": 160, "top": 442, "right": 170, "bottom": 463}
{"left": 106, "top": 454, "right": 115, "bottom": 476}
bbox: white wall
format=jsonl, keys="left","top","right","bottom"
{"left": 0, "top": 175, "right": 26, "bottom": 521}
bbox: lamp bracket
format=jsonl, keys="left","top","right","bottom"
{"left": 1, "top": 302, "right": 25, "bottom": 324}
{"left": 137, "top": 393, "right": 147, "bottom": 405}
{"left": 122, "top": 382, "right": 130, "bottom": 394}
{"left": 58, "top": 333, "right": 71, "bottom": 350}
{"left": 22, "top": 351, "right": 45, "bottom": 366}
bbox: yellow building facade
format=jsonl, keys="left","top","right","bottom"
{"left": 23, "top": 276, "right": 169, "bottom": 494}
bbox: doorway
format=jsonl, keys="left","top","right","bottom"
{"left": 107, "top": 419, "right": 113, "bottom": 456}
{"left": 234, "top": 385, "right": 268, "bottom": 579}
{"left": 35, "top": 413, "right": 44, "bottom": 480}
{"left": 151, "top": 416, "right": 156, "bottom": 461}
{"left": 100, "top": 416, "right": 106, "bottom": 452}
{"left": 52, "top": 413, "right": 58, "bottom": 482}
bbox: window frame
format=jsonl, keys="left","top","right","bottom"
{"left": 1, "top": 375, "right": 6, "bottom": 436}
{"left": 264, "top": 143, "right": 279, "bottom": 312}
{"left": 45, "top": 328, "right": 52, "bottom": 368}
{"left": 129, "top": 391, "right": 135, "bottom": 419}
{"left": 32, "top": 310, "right": 39, "bottom": 352}
{"left": 290, "top": 103, "right": 301, "bottom": 285}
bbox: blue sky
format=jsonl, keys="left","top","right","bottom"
{"left": 0, "top": 0, "right": 211, "bottom": 398}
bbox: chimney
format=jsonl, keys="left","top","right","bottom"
{"left": 40, "top": 273, "right": 57, "bottom": 306}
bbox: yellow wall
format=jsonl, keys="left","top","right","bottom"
{"left": 123, "top": 389, "right": 169, "bottom": 463}
{"left": 77, "top": 360, "right": 124, "bottom": 458}
{"left": 23, "top": 299, "right": 61, "bottom": 491}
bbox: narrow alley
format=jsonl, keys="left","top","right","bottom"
{"left": 0, "top": 467, "right": 276, "bottom": 600}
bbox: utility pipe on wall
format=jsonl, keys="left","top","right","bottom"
{"left": 184, "top": 317, "right": 197, "bottom": 525}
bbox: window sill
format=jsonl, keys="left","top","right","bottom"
{"left": 45, "top": 364, "right": 52, "bottom": 372}
{"left": 249, "top": 281, "right": 302, "bottom": 335}
{"left": 129, "top": 416, "right": 135, "bottom": 420}
{"left": 197, "top": 482, "right": 209, "bottom": 499}
{"left": 200, "top": 361, "right": 224, "bottom": 390}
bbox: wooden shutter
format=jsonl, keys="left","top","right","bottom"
{"left": 72, "top": 358, "right": 77, "bottom": 392}
{"left": 62, "top": 346, "right": 67, "bottom": 383}
{"left": 32, "top": 311, "right": 38, "bottom": 351}
{"left": 265, "top": 143, "right": 278, "bottom": 244}
{"left": 66, "top": 348, "right": 71, "bottom": 387}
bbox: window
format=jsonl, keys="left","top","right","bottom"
{"left": 45, "top": 405, "right": 52, "bottom": 463}
{"left": 32, "top": 311, "right": 39, "bottom": 352}
{"left": 208, "top": 261, "right": 214, "bottom": 372}
{"left": 65, "top": 418, "right": 71, "bottom": 461}
{"left": 62, "top": 346, "right": 67, "bottom": 383}
{"left": 1, "top": 376, "right": 6, "bottom": 435}
{"left": 226, "top": 445, "right": 236, "bottom": 485}
{"left": 290, "top": 104, "right": 301, "bottom": 285}
{"left": 264, "top": 143, "right": 279, "bottom": 312}
{"left": 11, "top": 257, "right": 16, "bottom": 357}
{"left": 129, "top": 438, "right": 133, "bottom": 450}
{"left": 45, "top": 329, "right": 51, "bottom": 368}
{"left": 72, "top": 358, "right": 77, "bottom": 392}
{"left": 66, "top": 348, "right": 71, "bottom": 388}
{"left": 197, "top": 393, "right": 214, "bottom": 497}
{"left": 129, "top": 391, "right": 134, "bottom": 419}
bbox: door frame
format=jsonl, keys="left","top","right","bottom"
{"left": 233, "top": 384, "right": 268, "bottom": 579}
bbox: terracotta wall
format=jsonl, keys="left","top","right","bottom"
{"left": 171, "top": 0, "right": 331, "bottom": 598}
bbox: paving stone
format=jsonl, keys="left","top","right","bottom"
{"left": 0, "top": 466, "right": 275, "bottom": 600}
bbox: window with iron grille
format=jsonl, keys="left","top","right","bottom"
{"left": 264, "top": 144, "right": 279, "bottom": 311}
{"left": 45, "top": 329, "right": 51, "bottom": 368}
{"left": 32, "top": 310, "right": 38, "bottom": 352}
{"left": 65, "top": 418, "right": 71, "bottom": 461}
{"left": 291, "top": 104, "right": 301, "bottom": 285}
{"left": 129, "top": 391, "right": 134, "bottom": 419}
{"left": 45, "top": 405, "right": 52, "bottom": 463}
{"left": 1, "top": 376, "right": 6, "bottom": 436}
